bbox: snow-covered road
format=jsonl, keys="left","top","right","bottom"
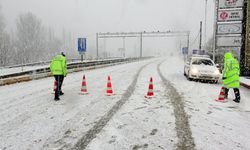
{"left": 0, "top": 56, "right": 250, "bottom": 150}
{"left": 160, "top": 57, "right": 250, "bottom": 150}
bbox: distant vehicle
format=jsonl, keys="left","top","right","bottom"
{"left": 184, "top": 55, "right": 221, "bottom": 83}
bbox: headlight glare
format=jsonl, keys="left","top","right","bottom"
{"left": 214, "top": 69, "right": 220, "bottom": 75}
{"left": 191, "top": 68, "right": 198, "bottom": 74}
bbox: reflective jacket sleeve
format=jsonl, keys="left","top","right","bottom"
{"left": 62, "top": 57, "right": 67, "bottom": 77}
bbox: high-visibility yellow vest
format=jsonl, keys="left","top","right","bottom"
{"left": 223, "top": 53, "right": 240, "bottom": 88}
{"left": 50, "top": 55, "right": 67, "bottom": 76}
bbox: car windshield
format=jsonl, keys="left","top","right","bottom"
{"left": 192, "top": 59, "right": 214, "bottom": 66}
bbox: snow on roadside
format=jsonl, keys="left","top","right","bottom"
{"left": 240, "top": 77, "right": 250, "bottom": 86}
{"left": 0, "top": 65, "right": 49, "bottom": 76}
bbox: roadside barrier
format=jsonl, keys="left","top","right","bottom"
{"left": 0, "top": 57, "right": 149, "bottom": 86}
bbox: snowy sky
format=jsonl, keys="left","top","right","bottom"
{"left": 0, "top": 0, "right": 215, "bottom": 56}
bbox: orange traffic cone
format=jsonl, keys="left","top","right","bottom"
{"left": 215, "top": 87, "right": 225, "bottom": 102}
{"left": 80, "top": 75, "right": 88, "bottom": 95}
{"left": 106, "top": 75, "right": 113, "bottom": 96}
{"left": 53, "top": 80, "right": 57, "bottom": 93}
{"left": 145, "top": 77, "right": 154, "bottom": 98}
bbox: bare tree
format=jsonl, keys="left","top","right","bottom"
{"left": 1, "top": 9, "right": 76, "bottom": 67}
{"left": 61, "top": 28, "right": 76, "bottom": 58}
{"left": 44, "top": 27, "right": 62, "bottom": 59}
{"left": 0, "top": 6, "right": 11, "bottom": 67}
{"left": 16, "top": 12, "right": 46, "bottom": 64}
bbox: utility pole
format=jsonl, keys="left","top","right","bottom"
{"left": 96, "top": 33, "right": 99, "bottom": 59}
{"left": 104, "top": 38, "right": 106, "bottom": 58}
{"left": 204, "top": 0, "right": 208, "bottom": 45}
{"left": 212, "top": 0, "right": 218, "bottom": 61}
{"left": 187, "top": 31, "right": 190, "bottom": 53}
{"left": 180, "top": 42, "right": 182, "bottom": 53}
{"left": 140, "top": 32, "right": 142, "bottom": 58}
{"left": 123, "top": 37, "right": 126, "bottom": 57}
{"left": 199, "top": 21, "right": 203, "bottom": 50}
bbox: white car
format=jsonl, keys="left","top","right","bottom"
{"left": 184, "top": 56, "right": 221, "bottom": 83}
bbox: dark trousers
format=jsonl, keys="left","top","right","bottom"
{"left": 224, "top": 88, "right": 240, "bottom": 100}
{"left": 54, "top": 75, "right": 64, "bottom": 98}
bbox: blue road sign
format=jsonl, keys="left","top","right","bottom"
{"left": 182, "top": 47, "right": 188, "bottom": 54}
{"left": 78, "top": 38, "right": 86, "bottom": 53}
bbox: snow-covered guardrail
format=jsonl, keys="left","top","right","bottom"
{"left": 0, "top": 57, "right": 147, "bottom": 86}
{"left": 0, "top": 58, "right": 81, "bottom": 69}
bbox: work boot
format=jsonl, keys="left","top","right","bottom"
{"left": 59, "top": 91, "right": 64, "bottom": 95}
{"left": 234, "top": 89, "right": 240, "bottom": 102}
{"left": 233, "top": 99, "right": 240, "bottom": 103}
{"left": 54, "top": 97, "right": 60, "bottom": 101}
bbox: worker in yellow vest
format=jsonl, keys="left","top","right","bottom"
{"left": 222, "top": 52, "right": 240, "bottom": 103}
{"left": 50, "top": 52, "right": 67, "bottom": 101}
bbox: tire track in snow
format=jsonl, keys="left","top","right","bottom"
{"left": 157, "top": 61, "right": 196, "bottom": 150}
{"left": 72, "top": 62, "right": 150, "bottom": 150}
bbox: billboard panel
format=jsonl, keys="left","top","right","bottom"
{"left": 218, "top": 9, "right": 243, "bottom": 22}
{"left": 215, "top": 47, "right": 241, "bottom": 63}
{"left": 217, "top": 23, "right": 242, "bottom": 34}
{"left": 219, "top": 0, "right": 244, "bottom": 9}
{"left": 216, "top": 36, "right": 242, "bottom": 47}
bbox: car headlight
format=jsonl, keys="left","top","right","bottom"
{"left": 214, "top": 69, "right": 220, "bottom": 75}
{"left": 191, "top": 68, "right": 198, "bottom": 74}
